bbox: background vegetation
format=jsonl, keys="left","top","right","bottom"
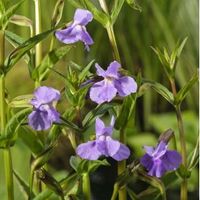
{"left": 0, "top": 0, "right": 198, "bottom": 199}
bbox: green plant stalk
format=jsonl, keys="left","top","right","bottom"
{"left": 34, "top": 0, "right": 42, "bottom": 87}
{"left": 98, "top": 0, "right": 121, "bottom": 63}
{"left": 0, "top": 31, "right": 14, "bottom": 200}
{"left": 98, "top": 1, "right": 125, "bottom": 199}
{"left": 170, "top": 79, "right": 187, "bottom": 200}
{"left": 82, "top": 173, "right": 91, "bottom": 200}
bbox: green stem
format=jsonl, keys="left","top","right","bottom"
{"left": 82, "top": 173, "right": 91, "bottom": 200}
{"left": 34, "top": 0, "right": 42, "bottom": 87}
{"left": 98, "top": 0, "right": 121, "bottom": 63}
{"left": 170, "top": 79, "right": 187, "bottom": 200}
{"left": 111, "top": 183, "right": 119, "bottom": 200}
{"left": 0, "top": 31, "right": 14, "bottom": 200}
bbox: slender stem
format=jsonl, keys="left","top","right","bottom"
{"left": 34, "top": 0, "right": 42, "bottom": 87}
{"left": 98, "top": 1, "right": 125, "bottom": 199}
{"left": 82, "top": 173, "right": 91, "bottom": 200}
{"left": 0, "top": 31, "right": 14, "bottom": 200}
{"left": 111, "top": 183, "right": 119, "bottom": 200}
{"left": 170, "top": 79, "right": 187, "bottom": 200}
{"left": 117, "top": 128, "right": 127, "bottom": 200}
{"left": 98, "top": 0, "right": 121, "bottom": 63}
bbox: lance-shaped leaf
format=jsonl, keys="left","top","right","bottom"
{"left": 82, "top": 102, "right": 117, "bottom": 128}
{"left": 188, "top": 139, "right": 199, "bottom": 171}
{"left": 174, "top": 71, "right": 198, "bottom": 105}
{"left": 30, "top": 145, "right": 55, "bottom": 196}
{"left": 5, "top": 30, "right": 25, "bottom": 47}
{"left": 0, "top": 0, "right": 25, "bottom": 30}
{"left": 78, "top": 59, "right": 94, "bottom": 82}
{"left": 139, "top": 80, "right": 174, "bottom": 105}
{"left": 32, "top": 45, "right": 72, "bottom": 81}
{"left": 9, "top": 94, "right": 33, "bottom": 108}
{"left": 126, "top": 0, "right": 142, "bottom": 12}
{"left": 51, "top": 0, "right": 64, "bottom": 27}
{"left": 115, "top": 93, "right": 137, "bottom": 130}
{"left": 10, "top": 14, "right": 32, "bottom": 28}
{"left": 14, "top": 170, "right": 35, "bottom": 199}
{"left": 0, "top": 108, "right": 32, "bottom": 148}
{"left": 111, "top": 0, "right": 125, "bottom": 25}
{"left": 4, "top": 27, "right": 59, "bottom": 73}
{"left": 36, "top": 168, "right": 64, "bottom": 198}
{"left": 18, "top": 127, "right": 44, "bottom": 155}
{"left": 68, "top": 0, "right": 109, "bottom": 27}
{"left": 136, "top": 169, "right": 167, "bottom": 200}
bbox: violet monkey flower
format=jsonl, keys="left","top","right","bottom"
{"left": 55, "top": 8, "right": 93, "bottom": 51}
{"left": 76, "top": 116, "right": 130, "bottom": 161}
{"left": 28, "top": 86, "right": 60, "bottom": 131}
{"left": 89, "top": 61, "right": 137, "bottom": 104}
{"left": 140, "top": 141, "right": 182, "bottom": 178}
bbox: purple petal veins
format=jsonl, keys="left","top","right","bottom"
{"left": 55, "top": 8, "right": 93, "bottom": 50}
{"left": 76, "top": 116, "right": 130, "bottom": 161}
{"left": 89, "top": 61, "right": 137, "bottom": 104}
{"left": 140, "top": 141, "right": 182, "bottom": 177}
{"left": 28, "top": 86, "right": 60, "bottom": 131}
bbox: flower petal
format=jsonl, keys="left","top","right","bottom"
{"left": 74, "top": 9, "right": 93, "bottom": 26}
{"left": 140, "top": 154, "right": 154, "bottom": 171}
{"left": 162, "top": 150, "right": 182, "bottom": 171}
{"left": 95, "top": 63, "right": 106, "bottom": 77}
{"left": 55, "top": 25, "right": 81, "bottom": 44}
{"left": 153, "top": 141, "right": 168, "bottom": 159}
{"left": 89, "top": 80, "right": 117, "bottom": 104}
{"left": 76, "top": 141, "right": 101, "bottom": 160}
{"left": 80, "top": 27, "right": 94, "bottom": 50}
{"left": 115, "top": 76, "right": 137, "bottom": 97}
{"left": 32, "top": 86, "right": 60, "bottom": 107}
{"left": 95, "top": 117, "right": 105, "bottom": 137}
{"left": 47, "top": 107, "right": 60, "bottom": 123}
{"left": 143, "top": 146, "right": 155, "bottom": 156}
{"left": 97, "top": 137, "right": 120, "bottom": 157}
{"left": 105, "top": 61, "right": 120, "bottom": 78}
{"left": 112, "top": 143, "right": 130, "bottom": 161}
{"left": 28, "top": 110, "right": 51, "bottom": 131}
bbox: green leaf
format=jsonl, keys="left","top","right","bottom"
{"left": 14, "top": 170, "right": 35, "bottom": 199}
{"left": 127, "top": 187, "right": 138, "bottom": 200}
{"left": 70, "top": 156, "right": 82, "bottom": 172}
{"left": 10, "top": 14, "right": 32, "bottom": 28}
{"left": 136, "top": 169, "right": 166, "bottom": 199}
{"left": 51, "top": 0, "right": 65, "bottom": 27}
{"left": 31, "top": 145, "right": 55, "bottom": 171}
{"left": 139, "top": 80, "right": 174, "bottom": 104}
{"left": 9, "top": 94, "right": 33, "bottom": 108}
{"left": 5, "top": 30, "right": 25, "bottom": 46}
{"left": 0, "top": 0, "right": 25, "bottom": 30}
{"left": 177, "top": 164, "right": 191, "bottom": 179}
{"left": 82, "top": 103, "right": 117, "bottom": 128}
{"left": 78, "top": 59, "right": 94, "bottom": 82}
{"left": 126, "top": 0, "right": 142, "bottom": 12}
{"left": 0, "top": 108, "right": 31, "bottom": 148}
{"left": 170, "top": 37, "right": 188, "bottom": 70}
{"left": 175, "top": 72, "right": 198, "bottom": 105}
{"left": 32, "top": 45, "right": 71, "bottom": 81}
{"left": 188, "top": 139, "right": 199, "bottom": 170}
{"left": 5, "top": 27, "right": 58, "bottom": 73}
{"left": 111, "top": 0, "right": 125, "bottom": 25}
{"left": 68, "top": 0, "right": 109, "bottom": 27}
{"left": 115, "top": 94, "right": 137, "bottom": 130}
{"left": 18, "top": 127, "right": 44, "bottom": 155}
{"left": 76, "top": 159, "right": 110, "bottom": 174}
{"left": 36, "top": 169, "right": 64, "bottom": 198}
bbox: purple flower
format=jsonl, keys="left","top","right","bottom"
{"left": 140, "top": 141, "right": 182, "bottom": 178}
{"left": 28, "top": 86, "right": 61, "bottom": 131}
{"left": 89, "top": 61, "right": 137, "bottom": 104}
{"left": 55, "top": 8, "right": 93, "bottom": 51}
{"left": 76, "top": 116, "right": 130, "bottom": 161}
